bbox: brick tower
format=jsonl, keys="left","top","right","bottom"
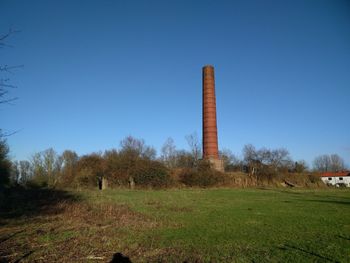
{"left": 202, "top": 65, "right": 224, "bottom": 171}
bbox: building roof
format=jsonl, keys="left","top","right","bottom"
{"left": 320, "top": 171, "right": 350, "bottom": 177}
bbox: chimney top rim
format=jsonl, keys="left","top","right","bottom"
{"left": 203, "top": 65, "right": 214, "bottom": 69}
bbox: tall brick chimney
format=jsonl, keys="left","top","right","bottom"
{"left": 202, "top": 65, "right": 224, "bottom": 171}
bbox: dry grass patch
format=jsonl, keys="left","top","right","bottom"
{"left": 0, "top": 189, "right": 158, "bottom": 262}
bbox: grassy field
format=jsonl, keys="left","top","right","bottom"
{"left": 1, "top": 187, "right": 350, "bottom": 262}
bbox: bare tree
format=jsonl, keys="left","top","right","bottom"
{"left": 243, "top": 144, "right": 293, "bottom": 178}
{"left": 313, "top": 154, "right": 345, "bottom": 172}
{"left": 268, "top": 148, "right": 292, "bottom": 171}
{"left": 19, "top": 160, "right": 31, "bottom": 183}
{"left": 294, "top": 160, "right": 308, "bottom": 173}
{"left": 330, "top": 154, "right": 345, "bottom": 172}
{"left": 242, "top": 144, "right": 259, "bottom": 175}
{"left": 1, "top": 28, "right": 22, "bottom": 105}
{"left": 31, "top": 152, "right": 45, "bottom": 178}
{"left": 1, "top": 28, "right": 22, "bottom": 141}
{"left": 30, "top": 148, "right": 62, "bottom": 187}
{"left": 219, "top": 148, "right": 240, "bottom": 171}
{"left": 243, "top": 144, "right": 257, "bottom": 163}
{"left": 161, "top": 137, "right": 177, "bottom": 168}
{"left": 0, "top": 28, "right": 22, "bottom": 185}
{"left": 185, "top": 132, "right": 201, "bottom": 166}
{"left": 142, "top": 146, "right": 157, "bottom": 160}
{"left": 11, "top": 160, "right": 20, "bottom": 184}
{"left": 43, "top": 148, "right": 57, "bottom": 183}
{"left": 42, "top": 148, "right": 62, "bottom": 187}
{"left": 119, "top": 135, "right": 156, "bottom": 160}
{"left": 313, "top": 155, "right": 330, "bottom": 172}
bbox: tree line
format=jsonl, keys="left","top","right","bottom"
{"left": 1, "top": 134, "right": 346, "bottom": 189}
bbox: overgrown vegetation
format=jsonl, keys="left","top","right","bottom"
{"left": 6, "top": 134, "right": 345, "bottom": 190}
{"left": 178, "top": 160, "right": 226, "bottom": 187}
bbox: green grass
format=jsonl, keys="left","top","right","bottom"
{"left": 79, "top": 188, "right": 350, "bottom": 262}
{"left": 1, "top": 188, "right": 350, "bottom": 262}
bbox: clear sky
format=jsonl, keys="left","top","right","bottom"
{"left": 1, "top": 0, "right": 350, "bottom": 167}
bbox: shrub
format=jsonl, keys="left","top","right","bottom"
{"left": 179, "top": 161, "right": 226, "bottom": 187}
{"left": 74, "top": 154, "right": 103, "bottom": 188}
{"left": 74, "top": 168, "right": 97, "bottom": 189}
{"left": 131, "top": 159, "right": 170, "bottom": 188}
{"left": 103, "top": 150, "right": 132, "bottom": 187}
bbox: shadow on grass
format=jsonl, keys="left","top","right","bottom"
{"left": 302, "top": 199, "right": 350, "bottom": 206}
{"left": 278, "top": 244, "right": 339, "bottom": 262}
{"left": 0, "top": 186, "right": 80, "bottom": 223}
{"left": 257, "top": 188, "right": 313, "bottom": 198}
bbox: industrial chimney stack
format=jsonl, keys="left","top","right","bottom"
{"left": 202, "top": 65, "right": 224, "bottom": 171}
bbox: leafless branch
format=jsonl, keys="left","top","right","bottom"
{"left": 0, "top": 65, "right": 24, "bottom": 73}
{"left": 1, "top": 129, "right": 21, "bottom": 137}
{"left": 0, "top": 83, "right": 17, "bottom": 89}
{"left": 0, "top": 27, "right": 20, "bottom": 49}
{"left": 1, "top": 28, "right": 22, "bottom": 104}
{"left": 0, "top": 27, "right": 20, "bottom": 42}
{"left": 0, "top": 79, "right": 19, "bottom": 104}
{"left": 0, "top": 97, "right": 18, "bottom": 104}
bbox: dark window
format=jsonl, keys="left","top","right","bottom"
{"left": 328, "top": 177, "right": 332, "bottom": 180}
{"left": 339, "top": 177, "right": 343, "bottom": 180}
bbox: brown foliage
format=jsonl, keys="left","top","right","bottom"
{"left": 179, "top": 160, "right": 226, "bottom": 187}
{"left": 130, "top": 159, "right": 170, "bottom": 188}
{"left": 74, "top": 154, "right": 104, "bottom": 188}
{"left": 103, "top": 148, "right": 171, "bottom": 188}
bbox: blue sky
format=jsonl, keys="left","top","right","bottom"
{"left": 1, "top": 0, "right": 350, "bottom": 167}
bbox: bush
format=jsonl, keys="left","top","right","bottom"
{"left": 74, "top": 168, "right": 97, "bottom": 189}
{"left": 103, "top": 149, "right": 172, "bottom": 188}
{"left": 131, "top": 159, "right": 170, "bottom": 188}
{"left": 103, "top": 150, "right": 131, "bottom": 187}
{"left": 74, "top": 154, "right": 103, "bottom": 188}
{"left": 179, "top": 161, "right": 226, "bottom": 187}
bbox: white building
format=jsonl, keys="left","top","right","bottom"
{"left": 320, "top": 171, "right": 350, "bottom": 187}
